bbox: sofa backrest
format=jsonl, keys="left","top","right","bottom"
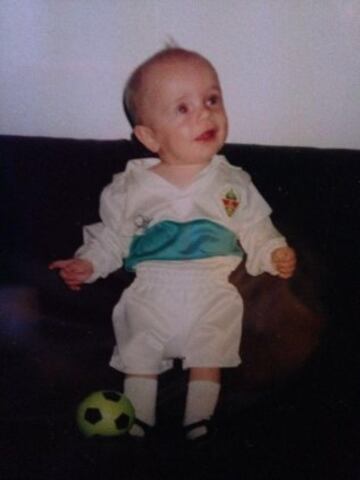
{"left": 1, "top": 135, "right": 359, "bottom": 289}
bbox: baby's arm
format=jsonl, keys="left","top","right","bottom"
{"left": 49, "top": 258, "right": 94, "bottom": 291}
{"left": 271, "top": 246, "right": 297, "bottom": 279}
{"left": 52, "top": 174, "right": 130, "bottom": 285}
{"left": 235, "top": 178, "right": 296, "bottom": 277}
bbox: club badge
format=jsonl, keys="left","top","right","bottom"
{"left": 222, "top": 188, "right": 240, "bottom": 217}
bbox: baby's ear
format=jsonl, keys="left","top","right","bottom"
{"left": 133, "top": 125, "right": 160, "bottom": 153}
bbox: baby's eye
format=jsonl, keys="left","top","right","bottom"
{"left": 206, "top": 94, "right": 221, "bottom": 107}
{"left": 176, "top": 103, "right": 189, "bottom": 114}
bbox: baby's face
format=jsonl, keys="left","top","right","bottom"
{"left": 135, "top": 57, "right": 228, "bottom": 166}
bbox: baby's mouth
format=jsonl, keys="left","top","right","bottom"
{"left": 195, "top": 129, "right": 217, "bottom": 142}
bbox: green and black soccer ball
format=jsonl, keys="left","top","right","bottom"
{"left": 76, "top": 390, "right": 135, "bottom": 438}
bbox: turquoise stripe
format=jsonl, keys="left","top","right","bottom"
{"left": 124, "top": 219, "right": 243, "bottom": 271}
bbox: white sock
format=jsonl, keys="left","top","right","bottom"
{"left": 124, "top": 376, "right": 157, "bottom": 437}
{"left": 183, "top": 380, "right": 221, "bottom": 439}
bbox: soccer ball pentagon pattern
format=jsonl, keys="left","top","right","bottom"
{"left": 76, "top": 390, "right": 135, "bottom": 438}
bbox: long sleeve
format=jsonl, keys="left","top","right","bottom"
{"left": 75, "top": 174, "right": 132, "bottom": 282}
{"left": 236, "top": 181, "right": 287, "bottom": 276}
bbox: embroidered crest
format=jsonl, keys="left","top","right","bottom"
{"left": 222, "top": 188, "right": 240, "bottom": 217}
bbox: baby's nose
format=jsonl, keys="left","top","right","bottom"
{"left": 198, "top": 105, "right": 211, "bottom": 120}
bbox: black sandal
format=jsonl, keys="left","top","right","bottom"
{"left": 132, "top": 418, "right": 152, "bottom": 435}
{"left": 183, "top": 419, "right": 216, "bottom": 446}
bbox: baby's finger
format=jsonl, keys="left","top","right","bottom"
{"left": 278, "top": 259, "right": 296, "bottom": 269}
{"left": 278, "top": 272, "right": 292, "bottom": 279}
{"left": 61, "top": 270, "right": 85, "bottom": 282}
{"left": 65, "top": 277, "right": 83, "bottom": 290}
{"left": 278, "top": 265, "right": 295, "bottom": 278}
{"left": 279, "top": 268, "right": 294, "bottom": 277}
{"left": 49, "top": 259, "right": 72, "bottom": 270}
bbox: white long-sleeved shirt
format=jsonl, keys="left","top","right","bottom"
{"left": 76, "top": 155, "right": 287, "bottom": 280}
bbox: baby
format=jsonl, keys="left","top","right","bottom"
{"left": 50, "top": 47, "right": 296, "bottom": 442}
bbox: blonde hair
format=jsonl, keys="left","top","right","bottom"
{"left": 123, "top": 47, "right": 216, "bottom": 127}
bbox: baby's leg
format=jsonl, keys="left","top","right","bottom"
{"left": 124, "top": 373, "right": 158, "bottom": 437}
{"left": 184, "top": 367, "right": 221, "bottom": 440}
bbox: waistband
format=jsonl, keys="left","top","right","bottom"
{"left": 134, "top": 257, "right": 241, "bottom": 283}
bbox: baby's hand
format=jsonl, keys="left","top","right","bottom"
{"left": 271, "top": 247, "right": 296, "bottom": 279}
{"left": 49, "top": 258, "right": 94, "bottom": 291}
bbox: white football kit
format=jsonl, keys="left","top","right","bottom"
{"left": 76, "top": 155, "right": 287, "bottom": 374}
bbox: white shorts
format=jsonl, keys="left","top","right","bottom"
{"left": 109, "top": 257, "right": 244, "bottom": 375}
